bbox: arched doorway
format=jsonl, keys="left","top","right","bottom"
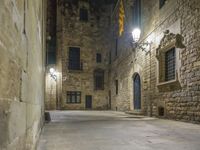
{"left": 133, "top": 73, "right": 141, "bottom": 110}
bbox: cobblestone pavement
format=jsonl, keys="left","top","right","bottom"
{"left": 37, "top": 111, "right": 200, "bottom": 150}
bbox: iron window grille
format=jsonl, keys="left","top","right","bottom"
{"left": 68, "top": 47, "right": 82, "bottom": 70}
{"left": 165, "top": 47, "right": 176, "bottom": 81}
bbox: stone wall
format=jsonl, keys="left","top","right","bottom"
{"left": 0, "top": 0, "right": 46, "bottom": 149}
{"left": 110, "top": 0, "right": 200, "bottom": 123}
{"left": 44, "top": 0, "right": 200, "bottom": 123}
{"left": 45, "top": 65, "right": 57, "bottom": 110}
{"left": 56, "top": 0, "right": 112, "bottom": 110}
{"left": 45, "top": 0, "right": 57, "bottom": 110}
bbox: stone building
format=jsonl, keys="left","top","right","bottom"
{"left": 0, "top": 0, "right": 46, "bottom": 149}
{"left": 45, "top": 0, "right": 115, "bottom": 110}
{"left": 0, "top": 0, "right": 200, "bottom": 149}
{"left": 109, "top": 0, "right": 200, "bottom": 122}
{"left": 45, "top": 0, "right": 57, "bottom": 110}
{"left": 45, "top": 0, "right": 200, "bottom": 123}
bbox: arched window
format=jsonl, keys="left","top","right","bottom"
{"left": 94, "top": 69, "right": 104, "bottom": 90}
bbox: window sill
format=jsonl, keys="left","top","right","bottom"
{"left": 157, "top": 79, "right": 177, "bottom": 86}
{"left": 157, "top": 79, "right": 181, "bottom": 92}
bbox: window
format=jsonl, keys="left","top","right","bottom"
{"left": 133, "top": 0, "right": 141, "bottom": 28}
{"left": 156, "top": 30, "right": 185, "bottom": 91}
{"left": 94, "top": 69, "right": 104, "bottom": 90}
{"left": 68, "top": 47, "right": 81, "bottom": 70}
{"left": 159, "top": 0, "right": 166, "bottom": 9}
{"left": 66, "top": 91, "right": 81, "bottom": 104}
{"left": 80, "top": 8, "right": 88, "bottom": 21}
{"left": 165, "top": 48, "right": 176, "bottom": 81}
{"left": 96, "top": 53, "right": 102, "bottom": 63}
{"left": 115, "top": 80, "right": 118, "bottom": 95}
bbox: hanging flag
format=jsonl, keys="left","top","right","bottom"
{"left": 119, "top": 0, "right": 125, "bottom": 36}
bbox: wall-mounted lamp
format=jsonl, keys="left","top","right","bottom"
{"left": 132, "top": 28, "right": 141, "bottom": 43}
{"left": 49, "top": 67, "right": 57, "bottom": 81}
{"left": 132, "top": 28, "right": 152, "bottom": 53}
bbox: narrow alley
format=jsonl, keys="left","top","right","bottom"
{"left": 1, "top": 0, "right": 200, "bottom": 149}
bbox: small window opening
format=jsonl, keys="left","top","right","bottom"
{"left": 158, "top": 106, "right": 165, "bottom": 116}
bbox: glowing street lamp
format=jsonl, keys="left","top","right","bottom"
{"left": 131, "top": 27, "right": 152, "bottom": 52}
{"left": 132, "top": 28, "right": 141, "bottom": 43}
{"left": 49, "top": 67, "right": 57, "bottom": 81}
{"left": 50, "top": 68, "right": 55, "bottom": 74}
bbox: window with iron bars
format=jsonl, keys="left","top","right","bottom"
{"left": 165, "top": 47, "right": 176, "bottom": 81}
{"left": 68, "top": 47, "right": 82, "bottom": 70}
{"left": 66, "top": 91, "right": 81, "bottom": 104}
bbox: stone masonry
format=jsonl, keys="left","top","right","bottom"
{"left": 45, "top": 0, "right": 57, "bottom": 110}
{"left": 0, "top": 0, "right": 46, "bottom": 149}
{"left": 55, "top": 0, "right": 112, "bottom": 110}
{"left": 44, "top": 0, "right": 200, "bottom": 123}
{"left": 110, "top": 0, "right": 200, "bottom": 123}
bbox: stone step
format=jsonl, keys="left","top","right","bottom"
{"left": 125, "top": 110, "right": 144, "bottom": 116}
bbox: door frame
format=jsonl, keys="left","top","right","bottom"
{"left": 85, "top": 95, "right": 92, "bottom": 109}
{"left": 133, "top": 73, "right": 142, "bottom": 110}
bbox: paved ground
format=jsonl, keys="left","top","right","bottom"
{"left": 37, "top": 111, "right": 200, "bottom": 150}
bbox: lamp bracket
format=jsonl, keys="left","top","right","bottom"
{"left": 50, "top": 74, "right": 57, "bottom": 81}
{"left": 132, "top": 41, "right": 152, "bottom": 53}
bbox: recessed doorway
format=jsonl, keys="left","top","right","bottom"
{"left": 133, "top": 74, "right": 141, "bottom": 110}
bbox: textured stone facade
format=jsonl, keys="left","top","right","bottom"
{"left": 0, "top": 0, "right": 46, "bottom": 149}
{"left": 55, "top": 0, "right": 112, "bottom": 110}
{"left": 45, "top": 65, "right": 57, "bottom": 110}
{"left": 110, "top": 0, "right": 200, "bottom": 123}
{"left": 45, "top": 0, "right": 200, "bottom": 123}
{"left": 45, "top": 0, "right": 57, "bottom": 110}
